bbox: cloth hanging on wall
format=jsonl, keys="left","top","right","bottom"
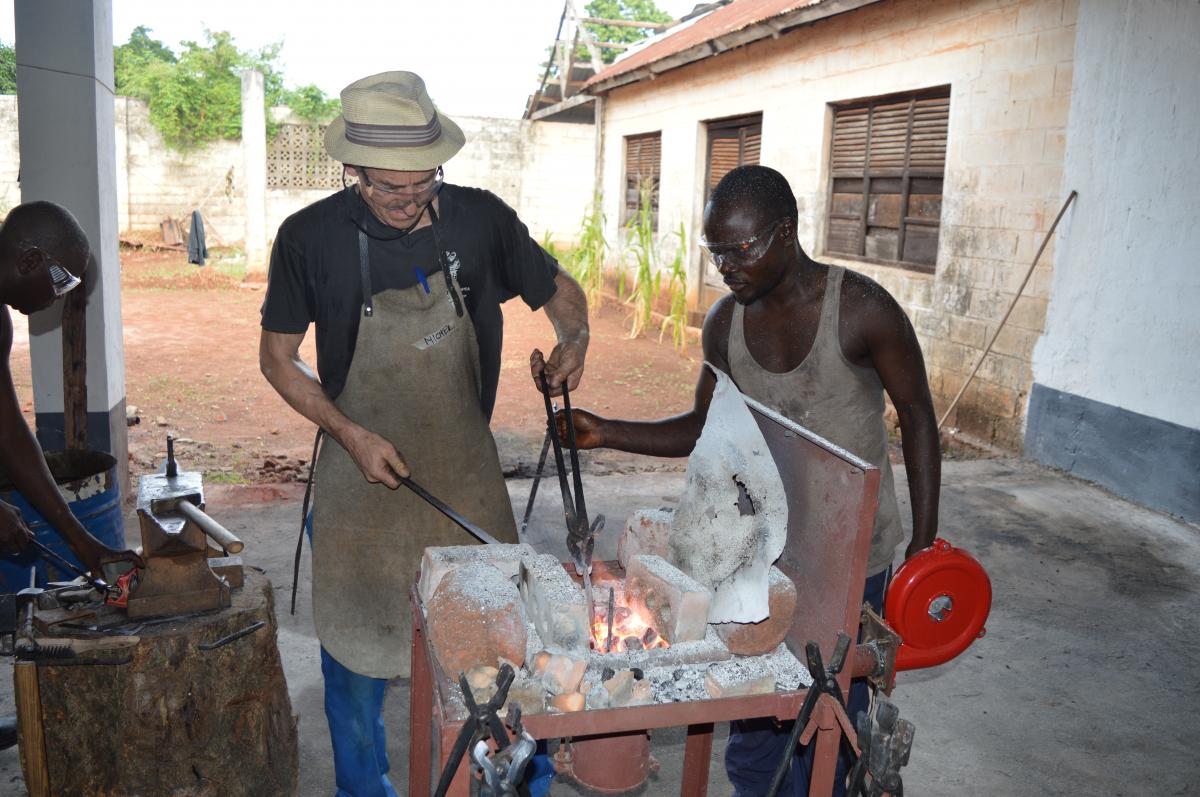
{"left": 187, "top": 210, "right": 208, "bottom": 266}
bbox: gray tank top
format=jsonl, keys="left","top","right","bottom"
{"left": 728, "top": 265, "right": 903, "bottom": 575}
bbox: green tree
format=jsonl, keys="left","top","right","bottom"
{"left": 583, "top": 0, "right": 671, "bottom": 64}
{"left": 280, "top": 84, "right": 341, "bottom": 123}
{"left": 113, "top": 27, "right": 339, "bottom": 148}
{"left": 0, "top": 40, "right": 16, "bottom": 94}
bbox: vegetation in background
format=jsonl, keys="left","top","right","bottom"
{"left": 0, "top": 41, "right": 16, "bottom": 94}
{"left": 582, "top": 0, "right": 672, "bottom": 64}
{"left": 566, "top": 195, "right": 608, "bottom": 309}
{"left": 624, "top": 180, "right": 660, "bottom": 338}
{"left": 114, "top": 26, "right": 339, "bottom": 149}
{"left": 659, "top": 221, "right": 690, "bottom": 350}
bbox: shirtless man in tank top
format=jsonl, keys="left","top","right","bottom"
{"left": 561, "top": 165, "right": 940, "bottom": 796}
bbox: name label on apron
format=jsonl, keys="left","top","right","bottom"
{"left": 414, "top": 321, "right": 456, "bottom": 350}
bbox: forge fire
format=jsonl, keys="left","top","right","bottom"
{"left": 590, "top": 584, "right": 669, "bottom": 653}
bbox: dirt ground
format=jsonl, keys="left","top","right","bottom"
{"left": 8, "top": 246, "right": 704, "bottom": 485}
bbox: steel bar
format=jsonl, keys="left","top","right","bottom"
{"left": 25, "top": 537, "right": 111, "bottom": 595}
{"left": 520, "top": 422, "right": 554, "bottom": 535}
{"left": 175, "top": 500, "right": 244, "bottom": 553}
{"left": 398, "top": 476, "right": 502, "bottom": 546}
{"left": 605, "top": 587, "right": 615, "bottom": 652}
{"left": 537, "top": 373, "right": 579, "bottom": 534}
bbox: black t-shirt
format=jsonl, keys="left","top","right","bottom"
{"left": 260, "top": 184, "right": 559, "bottom": 418}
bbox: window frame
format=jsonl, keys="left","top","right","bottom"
{"left": 823, "top": 86, "right": 950, "bottom": 274}
{"left": 621, "top": 131, "right": 663, "bottom": 231}
{"left": 701, "top": 113, "right": 764, "bottom": 288}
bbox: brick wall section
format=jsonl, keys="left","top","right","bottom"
{"left": 599, "top": 0, "right": 1078, "bottom": 449}
{"left": 1, "top": 98, "right": 596, "bottom": 250}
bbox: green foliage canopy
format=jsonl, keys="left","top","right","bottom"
{"left": 583, "top": 0, "right": 672, "bottom": 65}
{"left": 0, "top": 40, "right": 16, "bottom": 94}
{"left": 113, "top": 26, "right": 339, "bottom": 150}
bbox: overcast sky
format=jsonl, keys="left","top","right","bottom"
{"left": 0, "top": 0, "right": 699, "bottom": 118}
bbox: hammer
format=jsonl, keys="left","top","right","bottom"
{"left": 149, "top": 496, "right": 244, "bottom": 554}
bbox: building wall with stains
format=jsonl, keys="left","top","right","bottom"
{"left": 598, "top": 0, "right": 1078, "bottom": 450}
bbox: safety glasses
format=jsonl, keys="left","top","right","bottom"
{"left": 699, "top": 218, "right": 787, "bottom": 267}
{"left": 357, "top": 165, "right": 444, "bottom": 210}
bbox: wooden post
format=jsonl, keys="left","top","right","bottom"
{"left": 14, "top": 661, "right": 50, "bottom": 797}
{"left": 60, "top": 284, "right": 87, "bottom": 452}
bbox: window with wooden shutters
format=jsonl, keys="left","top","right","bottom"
{"left": 702, "top": 114, "right": 763, "bottom": 288}
{"left": 705, "top": 114, "right": 763, "bottom": 197}
{"left": 622, "top": 132, "right": 662, "bottom": 230}
{"left": 826, "top": 88, "right": 949, "bottom": 272}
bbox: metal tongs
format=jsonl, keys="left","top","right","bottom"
{"left": 538, "top": 373, "right": 603, "bottom": 630}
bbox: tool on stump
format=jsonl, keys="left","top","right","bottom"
{"left": 766, "top": 632, "right": 854, "bottom": 797}
{"left": 538, "top": 373, "right": 602, "bottom": 633}
{"left": 434, "top": 663, "right": 535, "bottom": 797}
{"left": 23, "top": 537, "right": 115, "bottom": 599}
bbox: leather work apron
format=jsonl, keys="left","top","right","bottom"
{"left": 312, "top": 233, "right": 518, "bottom": 679}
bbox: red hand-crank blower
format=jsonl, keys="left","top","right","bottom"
{"left": 885, "top": 538, "right": 992, "bottom": 671}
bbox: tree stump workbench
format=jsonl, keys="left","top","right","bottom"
{"left": 17, "top": 569, "right": 298, "bottom": 796}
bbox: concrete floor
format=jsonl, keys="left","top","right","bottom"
{"left": 1, "top": 455, "right": 1197, "bottom": 796}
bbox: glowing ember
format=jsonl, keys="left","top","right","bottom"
{"left": 590, "top": 587, "right": 669, "bottom": 652}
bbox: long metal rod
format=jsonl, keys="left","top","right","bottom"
{"left": 560, "top": 382, "right": 588, "bottom": 529}
{"left": 398, "top": 476, "right": 502, "bottom": 546}
{"left": 938, "top": 190, "right": 1078, "bottom": 429}
{"left": 520, "top": 423, "right": 554, "bottom": 535}
{"left": 538, "top": 373, "right": 578, "bottom": 534}
{"left": 25, "top": 537, "right": 111, "bottom": 594}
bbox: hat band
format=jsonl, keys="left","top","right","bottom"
{"left": 343, "top": 113, "right": 443, "bottom": 148}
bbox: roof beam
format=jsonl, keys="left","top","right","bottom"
{"left": 578, "top": 17, "right": 672, "bottom": 31}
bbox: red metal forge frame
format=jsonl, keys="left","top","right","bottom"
{"left": 408, "top": 401, "right": 881, "bottom": 796}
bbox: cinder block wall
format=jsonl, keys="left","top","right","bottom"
{"left": 1, "top": 99, "right": 597, "bottom": 250}
{"left": 599, "top": 0, "right": 1078, "bottom": 449}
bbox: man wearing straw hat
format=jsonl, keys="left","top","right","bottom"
{"left": 260, "top": 72, "right": 588, "bottom": 795}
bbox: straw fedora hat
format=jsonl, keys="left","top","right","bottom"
{"left": 324, "top": 71, "right": 465, "bottom": 171}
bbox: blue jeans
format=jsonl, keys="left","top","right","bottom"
{"left": 725, "top": 568, "right": 891, "bottom": 797}
{"left": 322, "top": 647, "right": 400, "bottom": 797}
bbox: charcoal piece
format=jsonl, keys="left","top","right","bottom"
{"left": 624, "top": 637, "right": 643, "bottom": 651}
{"left": 631, "top": 668, "right": 644, "bottom": 681}
{"left": 642, "top": 627, "right": 658, "bottom": 646}
{"left": 602, "top": 667, "right": 616, "bottom": 682}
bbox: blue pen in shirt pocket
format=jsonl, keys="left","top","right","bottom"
{"left": 414, "top": 267, "right": 431, "bottom": 294}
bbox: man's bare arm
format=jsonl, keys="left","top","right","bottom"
{"left": 854, "top": 285, "right": 941, "bottom": 558}
{"left": 530, "top": 270, "right": 590, "bottom": 395}
{"left": 258, "top": 328, "right": 409, "bottom": 486}
{"left": 0, "top": 307, "right": 142, "bottom": 573}
{"left": 559, "top": 296, "right": 736, "bottom": 457}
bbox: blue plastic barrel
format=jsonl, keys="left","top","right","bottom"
{"left": 0, "top": 450, "right": 126, "bottom": 592}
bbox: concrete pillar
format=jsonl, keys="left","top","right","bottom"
{"left": 241, "top": 69, "right": 268, "bottom": 269}
{"left": 14, "top": 0, "right": 128, "bottom": 494}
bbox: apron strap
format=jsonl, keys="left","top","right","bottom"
{"left": 358, "top": 230, "right": 373, "bottom": 318}
{"left": 291, "top": 428, "right": 325, "bottom": 615}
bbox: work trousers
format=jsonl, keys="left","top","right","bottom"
{"left": 725, "top": 568, "right": 891, "bottom": 797}
{"left": 322, "top": 647, "right": 401, "bottom": 797}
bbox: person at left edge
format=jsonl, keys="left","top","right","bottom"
{"left": 258, "top": 72, "right": 588, "bottom": 797}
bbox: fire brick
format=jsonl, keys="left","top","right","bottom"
{"left": 617, "top": 508, "right": 675, "bottom": 569}
{"left": 426, "top": 563, "right": 527, "bottom": 676}
{"left": 704, "top": 658, "right": 777, "bottom": 699}
{"left": 713, "top": 567, "right": 798, "bottom": 656}
{"left": 550, "top": 692, "right": 585, "bottom": 712}
{"left": 518, "top": 554, "right": 591, "bottom": 654}
{"left": 418, "top": 543, "right": 537, "bottom": 603}
{"left": 541, "top": 653, "right": 587, "bottom": 695}
{"left": 624, "top": 554, "right": 711, "bottom": 644}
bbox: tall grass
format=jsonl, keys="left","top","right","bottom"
{"left": 567, "top": 194, "right": 607, "bottom": 309}
{"left": 624, "top": 180, "right": 660, "bottom": 339}
{"left": 659, "top": 221, "right": 689, "bottom": 351}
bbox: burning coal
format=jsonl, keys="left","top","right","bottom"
{"left": 591, "top": 584, "right": 669, "bottom": 653}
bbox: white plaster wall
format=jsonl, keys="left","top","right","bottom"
{"left": 598, "top": 0, "right": 1078, "bottom": 447}
{"left": 0, "top": 98, "right": 20, "bottom": 216}
{"left": 1031, "top": 0, "right": 1200, "bottom": 429}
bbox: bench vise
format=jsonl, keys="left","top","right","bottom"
{"left": 128, "top": 439, "right": 245, "bottom": 618}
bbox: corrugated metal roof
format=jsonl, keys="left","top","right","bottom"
{"left": 585, "top": 0, "right": 827, "bottom": 89}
